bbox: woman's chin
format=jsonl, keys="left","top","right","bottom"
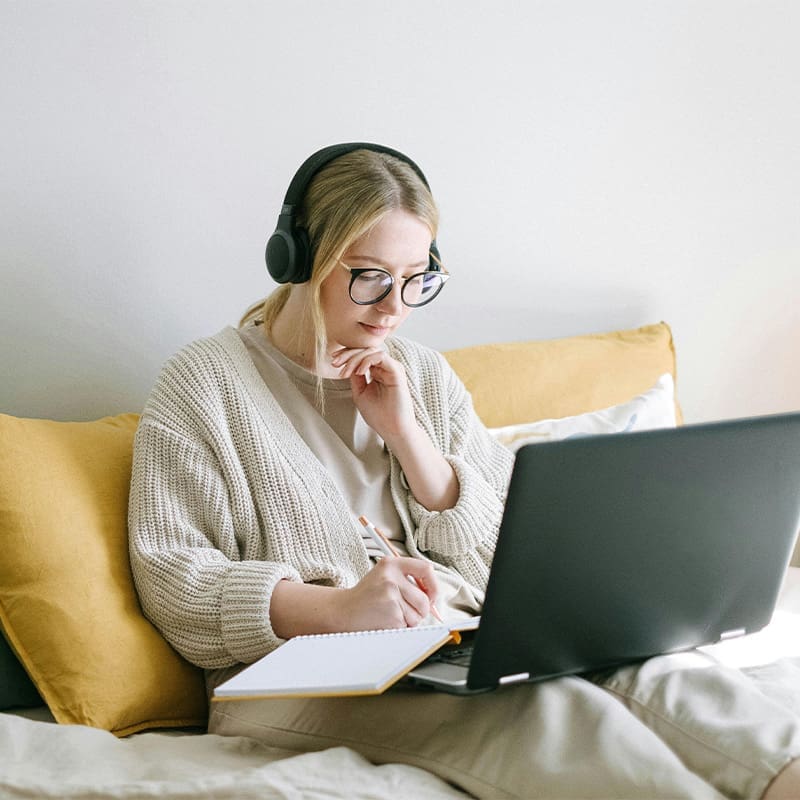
{"left": 326, "top": 324, "right": 394, "bottom": 354}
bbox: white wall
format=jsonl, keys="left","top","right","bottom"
{"left": 2, "top": 1, "right": 798, "bottom": 423}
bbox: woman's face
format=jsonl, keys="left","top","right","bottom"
{"left": 319, "top": 208, "right": 433, "bottom": 354}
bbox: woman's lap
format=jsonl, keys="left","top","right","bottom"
{"left": 210, "top": 667, "right": 739, "bottom": 799}
{"left": 209, "top": 650, "right": 800, "bottom": 799}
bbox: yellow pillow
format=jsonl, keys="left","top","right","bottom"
{"left": 444, "top": 322, "right": 683, "bottom": 429}
{"left": 0, "top": 412, "right": 207, "bottom": 736}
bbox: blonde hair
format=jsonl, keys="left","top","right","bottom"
{"left": 239, "top": 148, "right": 440, "bottom": 373}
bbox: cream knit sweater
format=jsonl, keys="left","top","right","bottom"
{"left": 128, "top": 327, "right": 513, "bottom": 671}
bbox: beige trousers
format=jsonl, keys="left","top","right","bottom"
{"left": 209, "top": 652, "right": 800, "bottom": 800}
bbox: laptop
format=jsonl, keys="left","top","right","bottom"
{"left": 408, "top": 412, "right": 800, "bottom": 694}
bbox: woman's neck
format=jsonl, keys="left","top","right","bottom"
{"left": 269, "top": 288, "right": 338, "bottom": 378}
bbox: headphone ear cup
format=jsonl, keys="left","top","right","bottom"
{"left": 265, "top": 228, "right": 295, "bottom": 284}
{"left": 265, "top": 217, "right": 312, "bottom": 284}
{"left": 429, "top": 240, "right": 442, "bottom": 272}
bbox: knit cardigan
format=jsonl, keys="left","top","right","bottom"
{"left": 128, "top": 327, "right": 514, "bottom": 670}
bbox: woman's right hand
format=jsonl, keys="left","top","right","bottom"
{"left": 334, "top": 557, "right": 439, "bottom": 631}
{"left": 270, "top": 558, "right": 440, "bottom": 639}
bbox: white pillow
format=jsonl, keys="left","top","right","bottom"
{"left": 489, "top": 373, "right": 677, "bottom": 453}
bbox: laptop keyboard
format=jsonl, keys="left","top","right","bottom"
{"left": 430, "top": 644, "right": 474, "bottom": 667}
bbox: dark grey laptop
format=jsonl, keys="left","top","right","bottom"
{"left": 408, "top": 412, "right": 800, "bottom": 694}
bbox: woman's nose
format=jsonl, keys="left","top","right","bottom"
{"left": 376, "top": 282, "right": 405, "bottom": 315}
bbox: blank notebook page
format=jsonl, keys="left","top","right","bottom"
{"left": 213, "top": 625, "right": 452, "bottom": 699}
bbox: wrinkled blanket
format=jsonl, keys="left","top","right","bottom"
{"left": 0, "top": 712, "right": 468, "bottom": 799}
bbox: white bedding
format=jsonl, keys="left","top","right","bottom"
{"left": 2, "top": 568, "right": 798, "bottom": 800}
{"left": 0, "top": 713, "right": 468, "bottom": 799}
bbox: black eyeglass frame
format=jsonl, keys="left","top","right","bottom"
{"left": 337, "top": 260, "right": 450, "bottom": 308}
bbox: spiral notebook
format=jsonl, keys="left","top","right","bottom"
{"left": 212, "top": 623, "right": 473, "bottom": 700}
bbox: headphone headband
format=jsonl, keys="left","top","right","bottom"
{"left": 282, "top": 142, "right": 432, "bottom": 212}
{"left": 265, "top": 142, "right": 439, "bottom": 285}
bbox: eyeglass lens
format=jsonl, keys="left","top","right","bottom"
{"left": 350, "top": 270, "right": 446, "bottom": 307}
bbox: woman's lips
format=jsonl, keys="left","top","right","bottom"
{"left": 360, "top": 322, "right": 391, "bottom": 336}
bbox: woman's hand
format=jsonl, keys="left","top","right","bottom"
{"left": 334, "top": 557, "right": 439, "bottom": 631}
{"left": 330, "top": 346, "right": 416, "bottom": 444}
{"left": 330, "top": 344, "right": 460, "bottom": 512}
{"left": 270, "top": 558, "right": 439, "bottom": 639}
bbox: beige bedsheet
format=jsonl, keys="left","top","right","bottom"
{"left": 2, "top": 568, "right": 798, "bottom": 800}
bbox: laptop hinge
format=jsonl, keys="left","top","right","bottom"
{"left": 719, "top": 628, "right": 746, "bottom": 641}
{"left": 498, "top": 671, "right": 530, "bottom": 686}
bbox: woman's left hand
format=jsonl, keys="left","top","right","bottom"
{"left": 332, "top": 345, "right": 460, "bottom": 511}
{"left": 330, "top": 346, "right": 416, "bottom": 444}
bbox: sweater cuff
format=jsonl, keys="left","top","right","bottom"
{"left": 412, "top": 454, "right": 504, "bottom": 557}
{"left": 220, "top": 561, "right": 302, "bottom": 663}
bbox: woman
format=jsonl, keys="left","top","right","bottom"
{"left": 129, "top": 143, "right": 800, "bottom": 799}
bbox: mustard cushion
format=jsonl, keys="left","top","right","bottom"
{"left": 0, "top": 412, "right": 207, "bottom": 736}
{"left": 444, "top": 321, "right": 682, "bottom": 429}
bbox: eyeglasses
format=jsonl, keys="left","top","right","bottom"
{"left": 337, "top": 260, "right": 450, "bottom": 307}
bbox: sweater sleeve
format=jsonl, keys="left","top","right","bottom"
{"left": 390, "top": 340, "right": 515, "bottom": 590}
{"left": 128, "top": 416, "right": 301, "bottom": 670}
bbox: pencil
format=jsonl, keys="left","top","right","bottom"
{"left": 358, "top": 515, "right": 394, "bottom": 558}
{"left": 358, "top": 515, "right": 444, "bottom": 623}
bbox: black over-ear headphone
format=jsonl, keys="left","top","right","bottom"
{"left": 265, "top": 142, "right": 441, "bottom": 285}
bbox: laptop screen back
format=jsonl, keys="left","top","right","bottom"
{"left": 466, "top": 413, "right": 800, "bottom": 691}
